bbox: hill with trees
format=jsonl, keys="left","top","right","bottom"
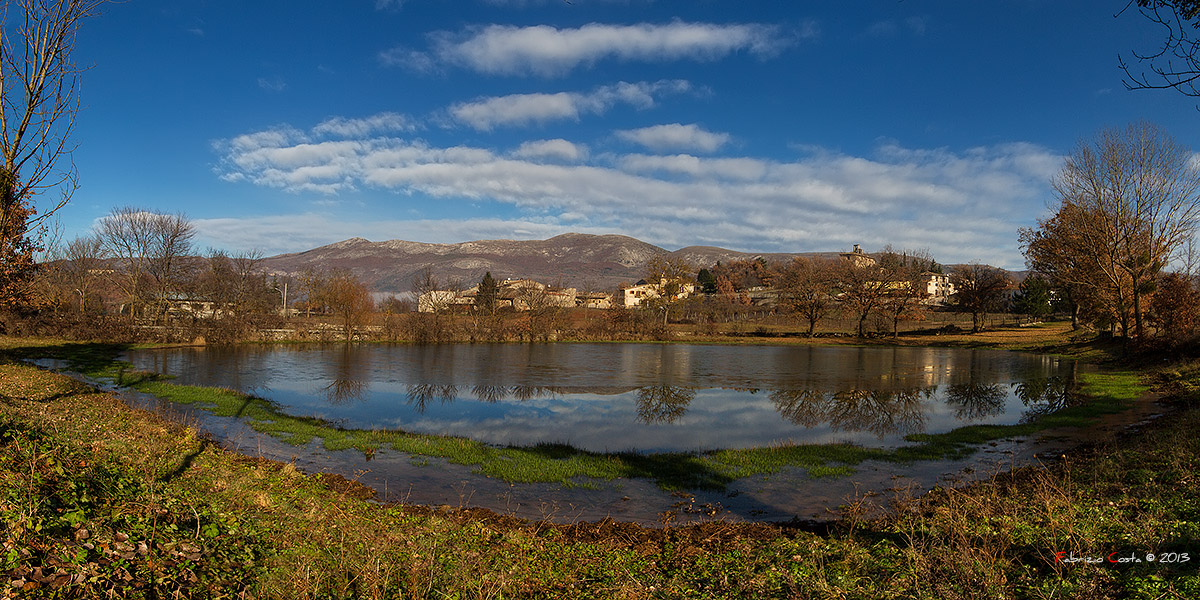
{"left": 258, "top": 233, "right": 835, "bottom": 294}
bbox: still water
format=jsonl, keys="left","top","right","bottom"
{"left": 123, "top": 343, "right": 1076, "bottom": 454}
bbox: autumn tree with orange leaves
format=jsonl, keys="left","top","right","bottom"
{"left": 0, "top": 174, "right": 37, "bottom": 311}
{"left": 1021, "top": 122, "right": 1200, "bottom": 338}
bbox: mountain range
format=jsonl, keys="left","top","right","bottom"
{"left": 259, "top": 233, "right": 842, "bottom": 294}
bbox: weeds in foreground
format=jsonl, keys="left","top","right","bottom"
{"left": 0, "top": 416, "right": 266, "bottom": 598}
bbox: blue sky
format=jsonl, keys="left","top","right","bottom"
{"left": 46, "top": 0, "right": 1200, "bottom": 269}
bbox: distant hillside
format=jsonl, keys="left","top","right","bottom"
{"left": 670, "top": 246, "right": 845, "bottom": 271}
{"left": 260, "top": 233, "right": 833, "bottom": 294}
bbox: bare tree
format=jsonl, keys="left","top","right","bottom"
{"left": 0, "top": 1, "right": 106, "bottom": 242}
{"left": 298, "top": 268, "right": 326, "bottom": 317}
{"left": 145, "top": 212, "right": 195, "bottom": 322}
{"left": 97, "top": 207, "right": 195, "bottom": 321}
{"left": 225, "top": 249, "right": 270, "bottom": 313}
{"left": 324, "top": 269, "right": 374, "bottom": 341}
{"left": 60, "top": 233, "right": 105, "bottom": 312}
{"left": 642, "top": 255, "right": 693, "bottom": 327}
{"left": 1026, "top": 122, "right": 1200, "bottom": 338}
{"left": 514, "top": 281, "right": 567, "bottom": 341}
{"left": 412, "top": 266, "right": 457, "bottom": 313}
{"left": 950, "top": 263, "right": 1012, "bottom": 333}
{"left": 411, "top": 266, "right": 457, "bottom": 343}
{"left": 1121, "top": 1, "right": 1200, "bottom": 97}
{"left": 98, "top": 207, "right": 156, "bottom": 319}
{"left": 879, "top": 266, "right": 930, "bottom": 338}
{"left": 778, "top": 257, "right": 837, "bottom": 337}
{"left": 835, "top": 259, "right": 896, "bottom": 338}
{"left": 198, "top": 249, "right": 272, "bottom": 316}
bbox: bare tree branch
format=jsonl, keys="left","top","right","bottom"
{"left": 1122, "top": 1, "right": 1200, "bottom": 97}
{"left": 0, "top": 0, "right": 105, "bottom": 296}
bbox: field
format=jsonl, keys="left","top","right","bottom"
{"left": 1, "top": 325, "right": 1198, "bottom": 598}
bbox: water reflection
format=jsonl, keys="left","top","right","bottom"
{"left": 319, "top": 345, "right": 370, "bottom": 404}
{"left": 123, "top": 343, "right": 1081, "bottom": 453}
{"left": 407, "top": 384, "right": 459, "bottom": 412}
{"left": 1016, "top": 374, "right": 1077, "bottom": 422}
{"left": 472, "top": 384, "right": 508, "bottom": 404}
{"left": 511, "top": 384, "right": 555, "bottom": 402}
{"left": 944, "top": 384, "right": 1007, "bottom": 420}
{"left": 770, "top": 386, "right": 931, "bottom": 438}
{"left": 636, "top": 385, "right": 696, "bottom": 425}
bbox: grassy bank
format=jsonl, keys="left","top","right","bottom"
{"left": 2, "top": 331, "right": 1198, "bottom": 598}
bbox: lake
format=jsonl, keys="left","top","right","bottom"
{"left": 124, "top": 343, "right": 1075, "bottom": 453}
{"left": 118, "top": 342, "right": 1085, "bottom": 523}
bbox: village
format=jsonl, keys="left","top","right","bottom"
{"left": 416, "top": 245, "right": 959, "bottom": 313}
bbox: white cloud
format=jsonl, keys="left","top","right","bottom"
{"left": 512, "top": 139, "right": 588, "bottom": 162}
{"left": 378, "top": 46, "right": 438, "bottom": 73}
{"left": 389, "top": 21, "right": 797, "bottom": 77}
{"left": 213, "top": 116, "right": 1063, "bottom": 268}
{"left": 616, "top": 123, "right": 731, "bottom": 153}
{"left": 257, "top": 76, "right": 287, "bottom": 92}
{"left": 448, "top": 80, "right": 690, "bottom": 130}
{"left": 450, "top": 92, "right": 582, "bottom": 130}
{"left": 866, "top": 16, "right": 929, "bottom": 37}
{"left": 313, "top": 112, "right": 413, "bottom": 137}
{"left": 618, "top": 154, "right": 766, "bottom": 180}
{"left": 222, "top": 127, "right": 307, "bottom": 154}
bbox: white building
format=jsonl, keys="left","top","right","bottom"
{"left": 920, "top": 272, "right": 956, "bottom": 304}
{"left": 622, "top": 280, "right": 695, "bottom": 308}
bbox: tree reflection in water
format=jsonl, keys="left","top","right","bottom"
{"left": 944, "top": 383, "right": 1007, "bottom": 420}
{"left": 635, "top": 385, "right": 697, "bottom": 424}
{"left": 321, "top": 378, "right": 367, "bottom": 405}
{"left": 406, "top": 384, "right": 460, "bottom": 413}
{"left": 770, "top": 386, "right": 932, "bottom": 438}
{"left": 471, "top": 385, "right": 509, "bottom": 403}
{"left": 469, "top": 384, "right": 561, "bottom": 403}
{"left": 510, "top": 385, "right": 555, "bottom": 402}
{"left": 829, "top": 388, "right": 929, "bottom": 437}
{"left": 320, "top": 345, "right": 369, "bottom": 405}
{"left": 768, "top": 389, "right": 827, "bottom": 428}
{"left": 405, "top": 384, "right": 569, "bottom": 410}
{"left": 1015, "top": 376, "right": 1075, "bottom": 422}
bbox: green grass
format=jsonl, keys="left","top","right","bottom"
{"left": 5, "top": 340, "right": 1155, "bottom": 493}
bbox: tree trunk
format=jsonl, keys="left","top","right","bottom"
{"left": 1133, "top": 289, "right": 1144, "bottom": 338}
